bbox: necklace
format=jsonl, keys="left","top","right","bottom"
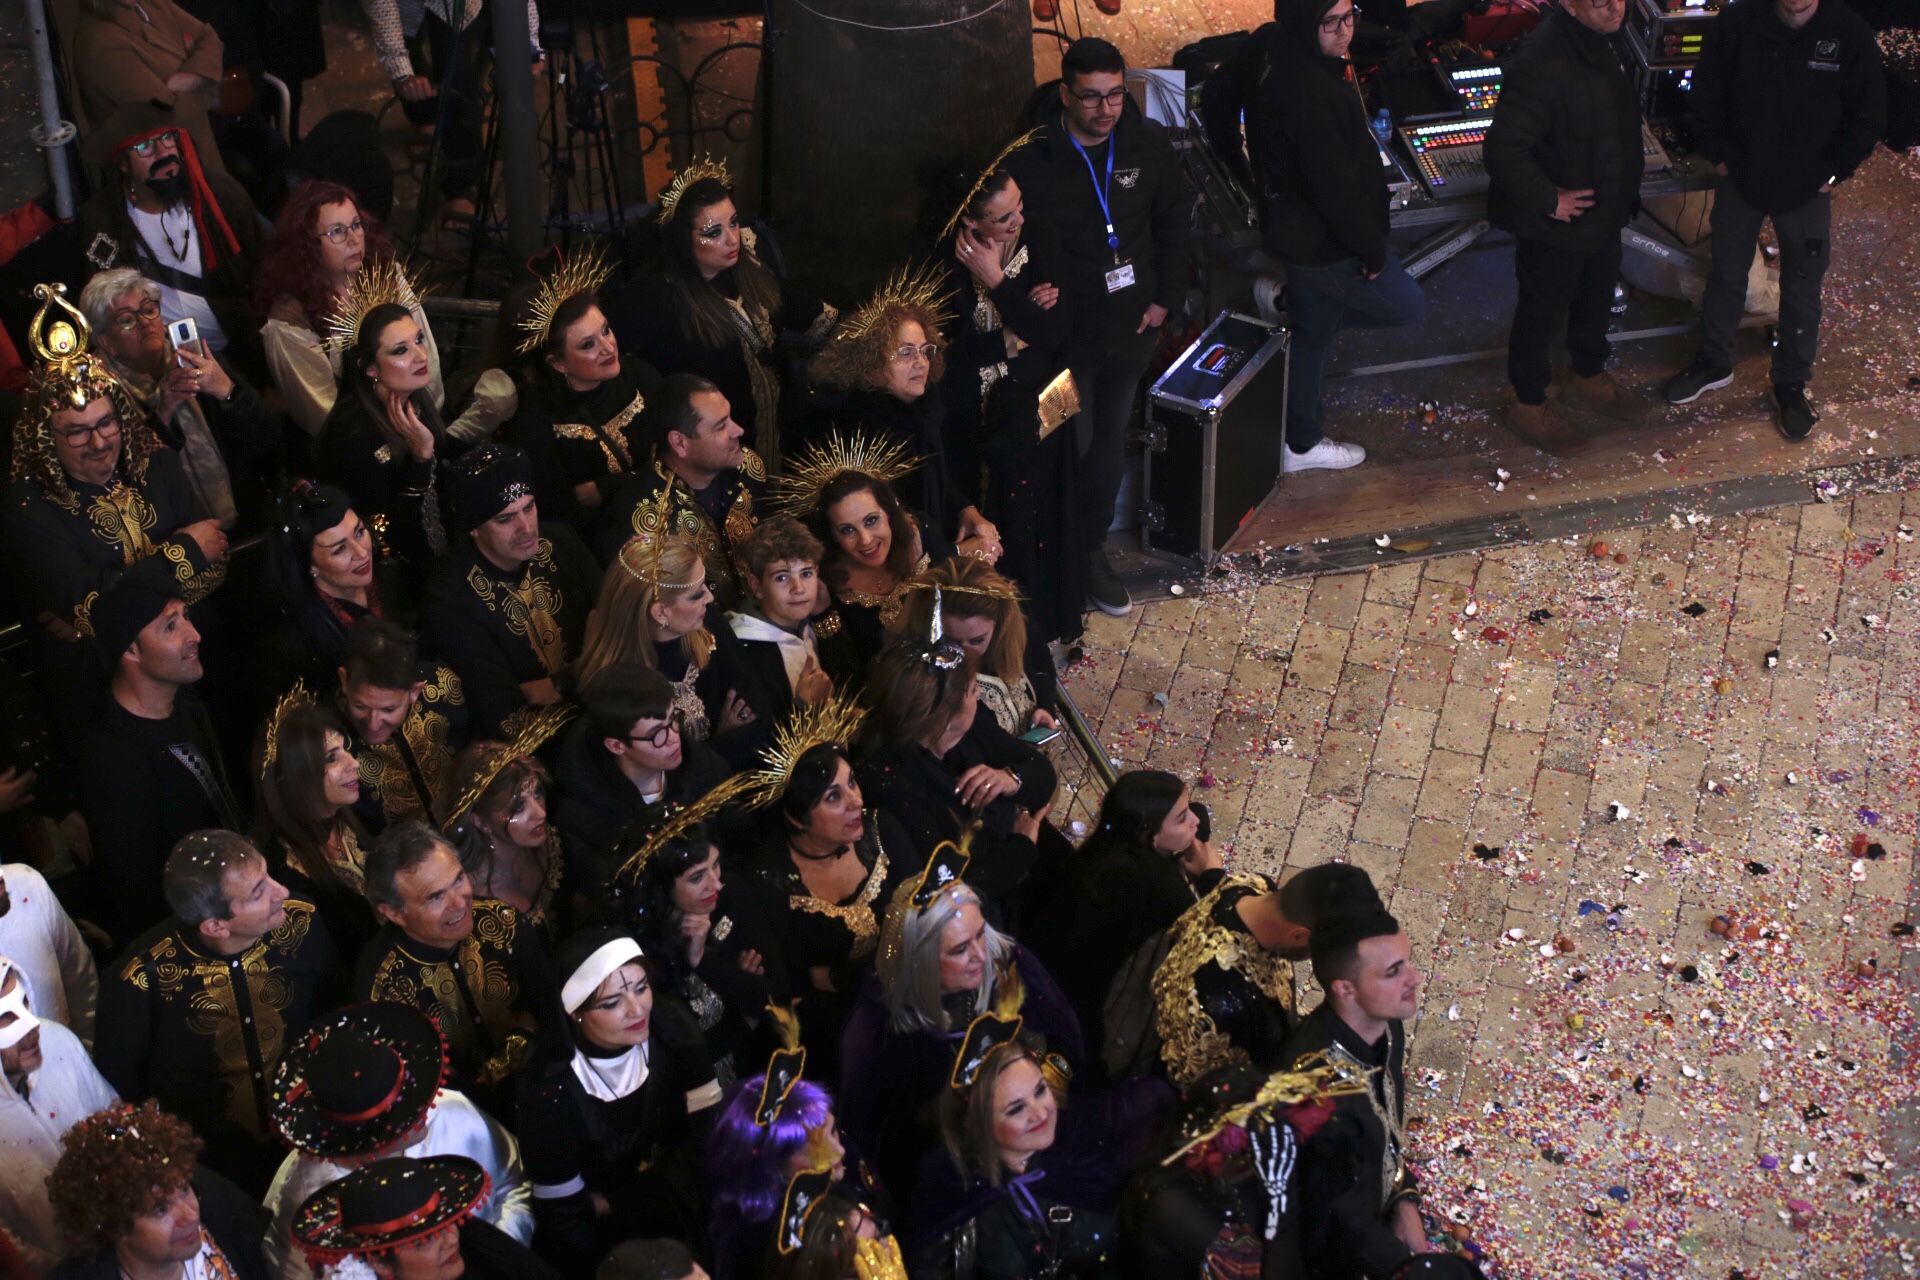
{"left": 152, "top": 207, "right": 191, "bottom": 262}
{"left": 789, "top": 839, "right": 850, "bottom": 863}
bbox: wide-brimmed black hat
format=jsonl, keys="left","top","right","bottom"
{"left": 291, "top": 1155, "right": 488, "bottom": 1264}
{"left": 271, "top": 1002, "right": 448, "bottom": 1158}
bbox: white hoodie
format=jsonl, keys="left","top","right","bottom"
{"left": 726, "top": 610, "right": 819, "bottom": 692}
{"left": 0, "top": 863, "right": 98, "bottom": 1048}
{"left": 0, "top": 958, "right": 119, "bottom": 1273}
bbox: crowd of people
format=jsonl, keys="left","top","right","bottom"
{"left": 0, "top": 0, "right": 1893, "bottom": 1274}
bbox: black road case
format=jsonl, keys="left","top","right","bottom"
{"left": 1139, "top": 310, "right": 1290, "bottom": 562}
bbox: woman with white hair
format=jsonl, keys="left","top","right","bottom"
{"left": 834, "top": 844, "right": 1084, "bottom": 1208}
{"left": 77, "top": 265, "right": 282, "bottom": 532}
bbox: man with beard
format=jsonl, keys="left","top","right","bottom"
{"left": 77, "top": 101, "right": 262, "bottom": 371}
{"left": 76, "top": 561, "right": 243, "bottom": 934}
{"left": 595, "top": 373, "right": 766, "bottom": 603}
{"left": 424, "top": 445, "right": 600, "bottom": 739}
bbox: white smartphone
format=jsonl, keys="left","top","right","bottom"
{"left": 167, "top": 317, "right": 199, "bottom": 363}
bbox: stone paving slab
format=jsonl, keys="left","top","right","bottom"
{"left": 1064, "top": 494, "right": 1920, "bottom": 1280}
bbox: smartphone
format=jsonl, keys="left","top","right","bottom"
{"left": 1192, "top": 801, "right": 1211, "bottom": 843}
{"left": 167, "top": 317, "right": 199, "bottom": 362}
{"left": 1019, "top": 724, "right": 1063, "bottom": 747}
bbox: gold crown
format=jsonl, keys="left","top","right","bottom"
{"left": 616, "top": 487, "right": 702, "bottom": 592}
{"left": 744, "top": 690, "right": 868, "bottom": 809}
{"left": 26, "top": 282, "right": 112, "bottom": 412}
{"left": 833, "top": 260, "right": 953, "bottom": 346}
{"left": 262, "top": 681, "right": 318, "bottom": 776}
{"left": 767, "top": 429, "right": 921, "bottom": 519}
{"left": 655, "top": 156, "right": 733, "bottom": 225}
{"left": 439, "top": 704, "right": 576, "bottom": 826}
{"left": 514, "top": 244, "right": 615, "bottom": 356}
{"left": 939, "top": 129, "right": 1040, "bottom": 242}
{"left": 324, "top": 259, "right": 427, "bottom": 354}
{"left": 618, "top": 772, "right": 759, "bottom": 882}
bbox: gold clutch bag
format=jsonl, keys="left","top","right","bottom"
{"left": 1036, "top": 368, "right": 1080, "bottom": 441}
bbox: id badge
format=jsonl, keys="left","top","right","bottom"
{"left": 1104, "top": 260, "right": 1136, "bottom": 293}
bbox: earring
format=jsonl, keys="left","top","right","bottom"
{"left": 310, "top": 567, "right": 319, "bottom": 578}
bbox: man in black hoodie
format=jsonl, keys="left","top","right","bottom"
{"left": 1007, "top": 38, "right": 1194, "bottom": 619}
{"left": 1247, "top": 0, "right": 1426, "bottom": 476}
{"left": 1485, "top": 0, "right": 1652, "bottom": 455}
{"left": 1663, "top": 0, "right": 1885, "bottom": 439}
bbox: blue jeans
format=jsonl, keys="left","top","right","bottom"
{"left": 1283, "top": 253, "right": 1426, "bottom": 450}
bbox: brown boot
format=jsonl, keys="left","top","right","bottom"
{"left": 1562, "top": 372, "right": 1654, "bottom": 423}
{"left": 1505, "top": 398, "right": 1590, "bottom": 456}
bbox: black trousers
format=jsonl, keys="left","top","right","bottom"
{"left": 1507, "top": 233, "right": 1624, "bottom": 406}
{"left": 1067, "top": 326, "right": 1160, "bottom": 558}
{"left": 402, "top": 9, "right": 489, "bottom": 200}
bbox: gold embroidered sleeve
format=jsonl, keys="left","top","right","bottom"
{"left": 740, "top": 448, "right": 768, "bottom": 483}
{"left": 161, "top": 539, "right": 228, "bottom": 605}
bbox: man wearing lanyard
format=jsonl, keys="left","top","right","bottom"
{"left": 1010, "top": 37, "right": 1194, "bottom": 619}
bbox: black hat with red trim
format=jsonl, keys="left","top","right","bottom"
{"left": 271, "top": 1002, "right": 449, "bottom": 1158}
{"left": 292, "top": 1155, "right": 489, "bottom": 1264}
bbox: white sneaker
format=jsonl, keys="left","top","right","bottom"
{"left": 1252, "top": 275, "right": 1285, "bottom": 325}
{"left": 1281, "top": 438, "right": 1367, "bottom": 473}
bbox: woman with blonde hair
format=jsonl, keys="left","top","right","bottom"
{"left": 574, "top": 533, "right": 754, "bottom": 749}
{"left": 890, "top": 556, "right": 1060, "bottom": 736}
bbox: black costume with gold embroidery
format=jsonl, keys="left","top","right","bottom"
{"left": 593, "top": 452, "right": 767, "bottom": 601}
{"left": 354, "top": 899, "right": 557, "bottom": 1110}
{"left": 345, "top": 664, "right": 468, "bottom": 831}
{"left": 3, "top": 447, "right": 225, "bottom": 631}
{"left": 1152, "top": 873, "right": 1298, "bottom": 1088}
{"left": 97, "top": 900, "right": 340, "bottom": 1192}
{"left": 508, "top": 369, "right": 660, "bottom": 532}
{"left": 422, "top": 528, "right": 599, "bottom": 739}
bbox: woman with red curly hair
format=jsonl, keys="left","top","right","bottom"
{"left": 44, "top": 1098, "right": 273, "bottom": 1278}
{"left": 254, "top": 180, "right": 514, "bottom": 443}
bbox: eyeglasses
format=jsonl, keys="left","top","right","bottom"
{"left": 126, "top": 131, "right": 180, "bottom": 157}
{"left": 318, "top": 218, "right": 366, "bottom": 245}
{"left": 1320, "top": 5, "right": 1360, "bottom": 31}
{"left": 627, "top": 711, "right": 686, "bottom": 748}
{"left": 111, "top": 299, "right": 162, "bottom": 332}
{"left": 56, "top": 416, "right": 122, "bottom": 447}
{"left": 891, "top": 343, "right": 941, "bottom": 364}
{"left": 1072, "top": 87, "right": 1129, "bottom": 108}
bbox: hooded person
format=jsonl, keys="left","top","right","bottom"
{"left": 262, "top": 1002, "right": 535, "bottom": 1280}
{"left": 0, "top": 957, "right": 120, "bottom": 1275}
{"left": 74, "top": 99, "right": 263, "bottom": 371}
{"left": 1244, "top": 0, "right": 1424, "bottom": 477}
{"left": 422, "top": 444, "right": 601, "bottom": 739}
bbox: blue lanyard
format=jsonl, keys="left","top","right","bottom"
{"left": 1070, "top": 136, "right": 1122, "bottom": 260}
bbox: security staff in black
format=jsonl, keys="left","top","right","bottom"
{"left": 1664, "top": 0, "right": 1886, "bottom": 439}
{"left": 1008, "top": 36, "right": 1193, "bottom": 620}
{"left": 1485, "top": 0, "right": 1651, "bottom": 457}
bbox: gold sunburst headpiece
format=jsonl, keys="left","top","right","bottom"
{"left": 261, "top": 681, "right": 318, "bottom": 776}
{"left": 899, "top": 570, "right": 1022, "bottom": 606}
{"left": 768, "top": 429, "right": 922, "bottom": 519}
{"left": 656, "top": 155, "right": 733, "bottom": 225}
{"left": 25, "top": 283, "right": 111, "bottom": 412}
{"left": 1159, "top": 1052, "right": 1373, "bottom": 1166}
{"left": 617, "top": 772, "right": 759, "bottom": 883}
{"left": 440, "top": 704, "right": 576, "bottom": 827}
{"left": 744, "top": 691, "right": 869, "bottom": 809}
{"left": 616, "top": 487, "right": 701, "bottom": 591}
{"left": 324, "top": 259, "right": 427, "bottom": 354}
{"left": 515, "top": 244, "right": 615, "bottom": 356}
{"left": 833, "top": 260, "right": 954, "bottom": 347}
{"left": 940, "top": 129, "right": 1040, "bottom": 242}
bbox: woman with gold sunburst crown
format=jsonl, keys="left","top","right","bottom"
{"left": 503, "top": 245, "right": 664, "bottom": 533}
{"left": 607, "top": 158, "right": 836, "bottom": 468}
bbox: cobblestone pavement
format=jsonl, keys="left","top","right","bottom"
{"left": 1061, "top": 492, "right": 1920, "bottom": 1279}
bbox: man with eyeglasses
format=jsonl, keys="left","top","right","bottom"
{"left": 4, "top": 284, "right": 228, "bottom": 709}
{"left": 423, "top": 445, "right": 600, "bottom": 739}
{"left": 77, "top": 267, "right": 282, "bottom": 534}
{"left": 549, "top": 663, "right": 731, "bottom": 926}
{"left": 1485, "top": 0, "right": 1654, "bottom": 454}
{"left": 76, "top": 102, "right": 262, "bottom": 373}
{"left": 1245, "top": 0, "right": 1426, "bottom": 477}
{"left": 1008, "top": 36, "right": 1196, "bottom": 619}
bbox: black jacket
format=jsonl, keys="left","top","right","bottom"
{"left": 1486, "top": 5, "right": 1644, "bottom": 250}
{"left": 1248, "top": 2, "right": 1392, "bottom": 272}
{"left": 1691, "top": 0, "right": 1886, "bottom": 215}
{"left": 1006, "top": 94, "right": 1194, "bottom": 345}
